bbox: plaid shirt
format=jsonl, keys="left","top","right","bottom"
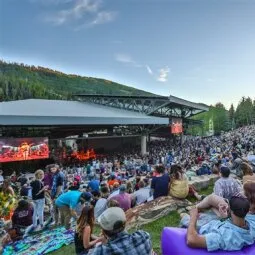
{"left": 88, "top": 230, "right": 152, "bottom": 255}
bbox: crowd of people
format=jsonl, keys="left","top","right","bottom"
{"left": 1, "top": 125, "right": 255, "bottom": 254}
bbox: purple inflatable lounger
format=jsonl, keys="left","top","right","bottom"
{"left": 161, "top": 227, "right": 255, "bottom": 255}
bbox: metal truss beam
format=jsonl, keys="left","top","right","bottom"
{"left": 74, "top": 94, "right": 209, "bottom": 119}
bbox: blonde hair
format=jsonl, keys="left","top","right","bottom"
{"left": 35, "top": 169, "right": 44, "bottom": 179}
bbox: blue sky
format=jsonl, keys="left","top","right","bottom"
{"left": 1, "top": 0, "right": 255, "bottom": 108}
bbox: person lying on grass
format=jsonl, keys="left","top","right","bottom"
{"left": 187, "top": 196, "right": 255, "bottom": 252}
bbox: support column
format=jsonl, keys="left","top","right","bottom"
{"left": 141, "top": 135, "right": 147, "bottom": 156}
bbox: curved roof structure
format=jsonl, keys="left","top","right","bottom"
{"left": 73, "top": 94, "right": 209, "bottom": 118}
{"left": 0, "top": 99, "right": 169, "bottom": 126}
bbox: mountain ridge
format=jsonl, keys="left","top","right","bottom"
{"left": 0, "top": 60, "right": 156, "bottom": 101}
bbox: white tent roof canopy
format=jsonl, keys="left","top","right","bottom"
{"left": 0, "top": 99, "right": 169, "bottom": 126}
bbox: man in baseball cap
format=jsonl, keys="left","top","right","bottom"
{"left": 88, "top": 207, "right": 153, "bottom": 255}
{"left": 98, "top": 207, "right": 126, "bottom": 233}
{"left": 55, "top": 191, "right": 92, "bottom": 229}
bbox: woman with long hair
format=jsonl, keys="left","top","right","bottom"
{"left": 241, "top": 162, "right": 255, "bottom": 184}
{"left": 169, "top": 165, "right": 189, "bottom": 199}
{"left": 243, "top": 181, "right": 255, "bottom": 214}
{"left": 74, "top": 205, "right": 103, "bottom": 255}
{"left": 169, "top": 165, "right": 202, "bottom": 200}
{"left": 1, "top": 179, "right": 15, "bottom": 196}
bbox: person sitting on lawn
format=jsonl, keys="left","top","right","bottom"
{"left": 214, "top": 166, "right": 242, "bottom": 201}
{"left": 74, "top": 205, "right": 103, "bottom": 255}
{"left": 169, "top": 165, "right": 202, "bottom": 200}
{"left": 109, "top": 184, "right": 132, "bottom": 212}
{"left": 241, "top": 162, "right": 255, "bottom": 184}
{"left": 0, "top": 221, "right": 11, "bottom": 254}
{"left": 88, "top": 207, "right": 154, "bottom": 255}
{"left": 94, "top": 186, "right": 109, "bottom": 220}
{"left": 187, "top": 196, "right": 255, "bottom": 252}
{"left": 133, "top": 180, "right": 150, "bottom": 205}
{"left": 243, "top": 181, "right": 255, "bottom": 228}
{"left": 151, "top": 165, "right": 170, "bottom": 199}
{"left": 11, "top": 199, "right": 34, "bottom": 239}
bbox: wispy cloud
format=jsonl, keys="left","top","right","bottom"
{"left": 115, "top": 53, "right": 142, "bottom": 67}
{"left": 44, "top": 0, "right": 100, "bottom": 25}
{"left": 29, "top": 0, "right": 72, "bottom": 5}
{"left": 146, "top": 65, "right": 153, "bottom": 75}
{"left": 157, "top": 66, "right": 170, "bottom": 82}
{"left": 115, "top": 54, "right": 133, "bottom": 64}
{"left": 90, "top": 11, "right": 116, "bottom": 26}
{"left": 116, "top": 54, "right": 170, "bottom": 82}
{"left": 40, "top": 0, "right": 116, "bottom": 28}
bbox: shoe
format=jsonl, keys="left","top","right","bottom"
{"left": 29, "top": 226, "right": 37, "bottom": 233}
{"left": 36, "top": 225, "right": 44, "bottom": 232}
{"left": 44, "top": 218, "right": 52, "bottom": 227}
{"left": 48, "top": 221, "right": 56, "bottom": 228}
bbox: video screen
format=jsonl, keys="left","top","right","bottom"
{"left": 0, "top": 137, "right": 49, "bottom": 163}
{"left": 171, "top": 118, "right": 183, "bottom": 134}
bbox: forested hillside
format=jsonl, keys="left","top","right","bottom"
{"left": 0, "top": 61, "right": 154, "bottom": 101}
{"left": 189, "top": 98, "right": 255, "bottom": 136}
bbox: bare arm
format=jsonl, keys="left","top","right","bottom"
{"left": 36, "top": 185, "right": 49, "bottom": 196}
{"left": 187, "top": 208, "right": 207, "bottom": 248}
{"left": 83, "top": 226, "right": 101, "bottom": 249}
{"left": 8, "top": 186, "right": 15, "bottom": 196}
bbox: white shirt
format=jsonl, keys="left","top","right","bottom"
{"left": 108, "top": 189, "right": 120, "bottom": 199}
{"left": 95, "top": 198, "right": 108, "bottom": 219}
{"left": 133, "top": 187, "right": 151, "bottom": 205}
{"left": 0, "top": 175, "right": 3, "bottom": 183}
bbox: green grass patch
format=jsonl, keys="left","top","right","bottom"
{"left": 51, "top": 184, "right": 213, "bottom": 255}
{"left": 138, "top": 211, "right": 180, "bottom": 254}
{"left": 187, "top": 182, "right": 214, "bottom": 203}
{"left": 51, "top": 211, "right": 180, "bottom": 255}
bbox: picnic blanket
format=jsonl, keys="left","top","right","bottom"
{"left": 3, "top": 227, "right": 74, "bottom": 255}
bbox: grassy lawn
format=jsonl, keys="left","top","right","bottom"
{"left": 51, "top": 211, "right": 180, "bottom": 255}
{"left": 187, "top": 182, "right": 214, "bottom": 203}
{"left": 51, "top": 184, "right": 213, "bottom": 255}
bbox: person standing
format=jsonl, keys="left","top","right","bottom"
{"left": 55, "top": 191, "right": 92, "bottom": 229}
{"left": 51, "top": 164, "right": 64, "bottom": 200}
{"left": 0, "top": 170, "right": 4, "bottom": 185}
{"left": 30, "top": 169, "right": 48, "bottom": 231}
{"left": 50, "top": 164, "right": 64, "bottom": 224}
